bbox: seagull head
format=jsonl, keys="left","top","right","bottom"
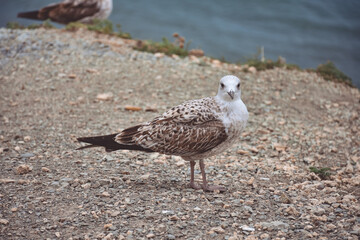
{"left": 216, "top": 75, "right": 242, "bottom": 102}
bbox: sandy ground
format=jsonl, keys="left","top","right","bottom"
{"left": 0, "top": 28, "right": 359, "bottom": 240}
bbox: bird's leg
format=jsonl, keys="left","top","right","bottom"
{"left": 189, "top": 160, "right": 202, "bottom": 190}
{"left": 199, "top": 159, "right": 227, "bottom": 192}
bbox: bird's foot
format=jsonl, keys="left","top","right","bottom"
{"left": 189, "top": 182, "right": 227, "bottom": 192}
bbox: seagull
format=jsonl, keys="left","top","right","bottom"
{"left": 17, "top": 0, "right": 113, "bottom": 24}
{"left": 77, "top": 75, "right": 249, "bottom": 192}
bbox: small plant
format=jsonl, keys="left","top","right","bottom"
{"left": 65, "top": 19, "right": 131, "bottom": 39}
{"left": 309, "top": 166, "right": 332, "bottom": 180}
{"left": 115, "top": 24, "right": 131, "bottom": 39}
{"left": 87, "top": 19, "right": 113, "bottom": 34}
{"left": 316, "top": 61, "right": 352, "bottom": 86}
{"left": 6, "top": 20, "right": 54, "bottom": 30}
{"left": 134, "top": 33, "right": 190, "bottom": 57}
{"left": 65, "top": 22, "right": 87, "bottom": 31}
{"left": 6, "top": 22, "right": 25, "bottom": 29}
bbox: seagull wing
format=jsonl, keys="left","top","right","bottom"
{"left": 116, "top": 98, "right": 228, "bottom": 157}
{"left": 40, "top": 0, "right": 101, "bottom": 24}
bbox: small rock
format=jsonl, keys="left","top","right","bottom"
{"left": 273, "top": 143, "right": 287, "bottom": 152}
{"left": 96, "top": 92, "right": 113, "bottom": 101}
{"left": 210, "top": 226, "right": 225, "bottom": 234}
{"left": 326, "top": 223, "right": 336, "bottom": 232}
{"left": 14, "top": 146, "right": 20, "bottom": 151}
{"left": 16, "top": 164, "right": 31, "bottom": 175}
{"left": 166, "top": 234, "right": 175, "bottom": 240}
{"left": 248, "top": 66, "right": 257, "bottom": 73}
{"left": 81, "top": 183, "right": 91, "bottom": 189}
{"left": 0, "top": 219, "right": 9, "bottom": 225}
{"left": 157, "top": 223, "right": 166, "bottom": 232}
{"left": 154, "top": 52, "right": 165, "bottom": 58}
{"left": 146, "top": 233, "right": 155, "bottom": 238}
{"left": 104, "top": 223, "right": 113, "bottom": 230}
{"left": 260, "top": 233, "right": 270, "bottom": 240}
{"left": 55, "top": 232, "right": 61, "bottom": 238}
{"left": 68, "top": 73, "right": 77, "bottom": 79}
{"left": 260, "top": 221, "right": 289, "bottom": 231}
{"left": 124, "top": 105, "right": 142, "bottom": 111}
{"left": 237, "top": 150, "right": 250, "bottom": 155}
{"left": 241, "top": 225, "right": 255, "bottom": 232}
{"left": 140, "top": 173, "right": 150, "bottom": 180}
{"left": 11, "top": 207, "right": 18, "bottom": 212}
{"left": 21, "top": 152, "right": 34, "bottom": 158}
{"left": 162, "top": 210, "right": 174, "bottom": 215}
{"left": 169, "top": 215, "right": 179, "bottom": 221}
{"left": 23, "top": 136, "right": 31, "bottom": 141}
{"left": 110, "top": 211, "right": 121, "bottom": 217}
{"left": 101, "top": 191, "right": 110, "bottom": 197}
{"left": 194, "top": 207, "right": 202, "bottom": 212}
{"left": 41, "top": 167, "right": 51, "bottom": 172}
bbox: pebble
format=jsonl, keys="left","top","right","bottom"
{"left": 0, "top": 219, "right": 9, "bottom": 225}
{"left": 193, "top": 207, "right": 202, "bottom": 212}
{"left": 16, "top": 164, "right": 31, "bottom": 175}
{"left": 210, "top": 226, "right": 225, "bottom": 234}
{"left": 241, "top": 225, "right": 255, "bottom": 232}
{"left": 20, "top": 152, "right": 34, "bottom": 158}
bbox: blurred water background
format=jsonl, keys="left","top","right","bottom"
{"left": 1, "top": 0, "right": 359, "bottom": 88}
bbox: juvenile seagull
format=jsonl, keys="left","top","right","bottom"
{"left": 77, "top": 75, "right": 249, "bottom": 192}
{"left": 17, "top": 0, "right": 112, "bottom": 24}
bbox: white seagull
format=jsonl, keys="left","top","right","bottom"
{"left": 17, "top": 0, "right": 112, "bottom": 24}
{"left": 77, "top": 75, "right": 249, "bottom": 192}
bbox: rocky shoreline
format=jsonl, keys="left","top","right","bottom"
{"left": 0, "top": 28, "right": 359, "bottom": 239}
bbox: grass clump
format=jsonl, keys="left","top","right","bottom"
{"left": 134, "top": 33, "right": 190, "bottom": 57}
{"left": 309, "top": 166, "right": 332, "bottom": 180}
{"left": 245, "top": 57, "right": 300, "bottom": 71}
{"left": 6, "top": 20, "right": 55, "bottom": 30}
{"left": 66, "top": 19, "right": 131, "bottom": 39}
{"left": 316, "top": 61, "right": 352, "bottom": 86}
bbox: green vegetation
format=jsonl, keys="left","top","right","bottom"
{"left": 66, "top": 19, "right": 131, "bottom": 39}
{"left": 315, "top": 61, "right": 352, "bottom": 86}
{"left": 309, "top": 166, "right": 332, "bottom": 180}
{"left": 243, "top": 57, "right": 300, "bottom": 71}
{"left": 6, "top": 20, "right": 55, "bottom": 29}
{"left": 134, "top": 33, "right": 190, "bottom": 57}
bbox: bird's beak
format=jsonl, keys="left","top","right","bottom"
{"left": 227, "top": 90, "right": 235, "bottom": 100}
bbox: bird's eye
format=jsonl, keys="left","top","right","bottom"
{"left": 237, "top": 83, "right": 240, "bottom": 88}
{"left": 220, "top": 83, "right": 225, "bottom": 89}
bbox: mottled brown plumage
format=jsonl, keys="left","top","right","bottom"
{"left": 17, "top": 0, "right": 112, "bottom": 24}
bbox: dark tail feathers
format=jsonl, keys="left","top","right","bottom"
{"left": 77, "top": 133, "right": 154, "bottom": 153}
{"left": 17, "top": 11, "right": 42, "bottom": 20}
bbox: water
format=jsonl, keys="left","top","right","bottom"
{"left": 1, "top": 0, "right": 359, "bottom": 88}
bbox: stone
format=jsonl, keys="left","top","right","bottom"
{"left": 0, "top": 219, "right": 9, "bottom": 225}
{"left": 16, "top": 164, "right": 31, "bottom": 175}
{"left": 260, "top": 221, "right": 289, "bottom": 231}
{"left": 241, "top": 225, "right": 255, "bottom": 232}
{"left": 96, "top": 92, "right": 113, "bottom": 101}
{"left": 21, "top": 152, "right": 34, "bottom": 158}
{"left": 210, "top": 226, "right": 225, "bottom": 234}
{"left": 248, "top": 66, "right": 257, "bottom": 73}
{"left": 41, "top": 167, "right": 51, "bottom": 172}
{"left": 260, "top": 233, "right": 270, "bottom": 240}
{"left": 146, "top": 233, "right": 155, "bottom": 238}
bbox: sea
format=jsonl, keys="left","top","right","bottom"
{"left": 1, "top": 0, "right": 359, "bottom": 88}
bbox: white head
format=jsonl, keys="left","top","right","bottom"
{"left": 216, "top": 75, "right": 242, "bottom": 102}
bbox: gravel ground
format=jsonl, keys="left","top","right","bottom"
{"left": 0, "top": 28, "right": 359, "bottom": 240}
